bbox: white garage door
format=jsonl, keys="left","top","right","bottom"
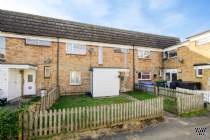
{"left": 92, "top": 68, "right": 121, "bottom": 97}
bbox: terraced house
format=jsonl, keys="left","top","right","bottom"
{"left": 163, "top": 30, "right": 210, "bottom": 90}
{"left": 0, "top": 9, "right": 209, "bottom": 101}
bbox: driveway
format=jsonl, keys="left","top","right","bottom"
{"left": 97, "top": 112, "right": 210, "bottom": 140}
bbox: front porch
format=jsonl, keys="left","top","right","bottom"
{"left": 0, "top": 64, "right": 37, "bottom": 102}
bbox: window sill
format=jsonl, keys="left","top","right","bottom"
{"left": 196, "top": 76, "right": 203, "bottom": 78}
{"left": 138, "top": 79, "right": 152, "bottom": 81}
{"left": 66, "top": 53, "right": 87, "bottom": 56}
{"left": 70, "top": 83, "right": 81, "bottom": 86}
{"left": 138, "top": 58, "right": 151, "bottom": 60}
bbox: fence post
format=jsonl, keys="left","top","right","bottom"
{"left": 176, "top": 96, "right": 181, "bottom": 115}
{"left": 18, "top": 113, "right": 23, "bottom": 140}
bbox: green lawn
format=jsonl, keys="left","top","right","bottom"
{"left": 180, "top": 109, "right": 209, "bottom": 117}
{"left": 163, "top": 97, "right": 177, "bottom": 114}
{"left": 51, "top": 94, "right": 131, "bottom": 109}
{"left": 126, "top": 91, "right": 156, "bottom": 100}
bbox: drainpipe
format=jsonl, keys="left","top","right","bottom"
{"left": 133, "top": 44, "right": 135, "bottom": 91}
{"left": 56, "top": 38, "right": 60, "bottom": 91}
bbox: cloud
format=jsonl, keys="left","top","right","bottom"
{"left": 148, "top": 0, "right": 178, "bottom": 10}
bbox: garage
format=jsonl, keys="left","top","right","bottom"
{"left": 90, "top": 67, "right": 129, "bottom": 97}
{"left": 0, "top": 64, "right": 37, "bottom": 101}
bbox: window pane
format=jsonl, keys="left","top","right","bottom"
{"left": 26, "top": 39, "right": 51, "bottom": 46}
{"left": 198, "top": 69, "right": 202, "bottom": 75}
{"left": 67, "top": 43, "right": 86, "bottom": 55}
{"left": 44, "top": 66, "right": 51, "bottom": 78}
{"left": 138, "top": 72, "right": 142, "bottom": 79}
{"left": 169, "top": 50, "right": 177, "bottom": 58}
{"left": 70, "top": 71, "right": 81, "bottom": 85}
{"left": 0, "top": 37, "right": 5, "bottom": 54}
{"left": 165, "top": 73, "right": 170, "bottom": 81}
{"left": 28, "top": 75, "right": 33, "bottom": 82}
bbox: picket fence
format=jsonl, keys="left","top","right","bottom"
{"left": 177, "top": 94, "right": 204, "bottom": 114}
{"left": 40, "top": 88, "right": 59, "bottom": 110}
{"left": 22, "top": 97, "right": 163, "bottom": 138}
{"left": 176, "top": 88, "right": 210, "bottom": 103}
{"left": 157, "top": 87, "right": 204, "bottom": 114}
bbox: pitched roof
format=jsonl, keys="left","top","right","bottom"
{"left": 0, "top": 9, "right": 180, "bottom": 49}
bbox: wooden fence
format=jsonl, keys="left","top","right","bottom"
{"left": 40, "top": 88, "right": 59, "bottom": 110}
{"left": 177, "top": 94, "right": 204, "bottom": 115}
{"left": 157, "top": 87, "right": 204, "bottom": 115}
{"left": 22, "top": 97, "right": 163, "bottom": 138}
{"left": 176, "top": 88, "right": 210, "bottom": 103}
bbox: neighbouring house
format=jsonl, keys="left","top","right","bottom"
{"left": 163, "top": 30, "right": 210, "bottom": 90}
{"left": 2, "top": 9, "right": 209, "bottom": 100}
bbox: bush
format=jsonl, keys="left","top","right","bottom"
{"left": 0, "top": 109, "right": 20, "bottom": 140}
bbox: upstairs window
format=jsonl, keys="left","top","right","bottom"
{"left": 66, "top": 43, "right": 86, "bottom": 55}
{"left": 70, "top": 71, "right": 81, "bottom": 85}
{"left": 0, "top": 36, "right": 5, "bottom": 54}
{"left": 196, "top": 68, "right": 203, "bottom": 77}
{"left": 138, "top": 72, "right": 151, "bottom": 80}
{"left": 138, "top": 49, "right": 151, "bottom": 59}
{"left": 168, "top": 50, "right": 177, "bottom": 58}
{"left": 196, "top": 35, "right": 210, "bottom": 45}
{"left": 163, "top": 50, "right": 177, "bottom": 59}
{"left": 26, "top": 38, "right": 51, "bottom": 46}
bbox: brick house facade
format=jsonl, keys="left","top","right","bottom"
{"left": 163, "top": 31, "right": 210, "bottom": 90}
{"left": 1, "top": 9, "right": 210, "bottom": 100}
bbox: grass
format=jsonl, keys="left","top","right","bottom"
{"left": 180, "top": 109, "right": 209, "bottom": 117}
{"left": 126, "top": 91, "right": 156, "bottom": 100}
{"left": 163, "top": 97, "right": 177, "bottom": 113}
{"left": 51, "top": 94, "right": 130, "bottom": 109}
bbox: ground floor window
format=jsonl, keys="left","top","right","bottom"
{"left": 44, "top": 66, "right": 51, "bottom": 78}
{"left": 196, "top": 68, "right": 203, "bottom": 77}
{"left": 70, "top": 71, "right": 81, "bottom": 85}
{"left": 138, "top": 72, "right": 151, "bottom": 80}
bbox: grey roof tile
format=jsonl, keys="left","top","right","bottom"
{"left": 0, "top": 9, "right": 180, "bottom": 49}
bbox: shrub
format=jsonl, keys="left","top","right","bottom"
{"left": 0, "top": 109, "right": 20, "bottom": 140}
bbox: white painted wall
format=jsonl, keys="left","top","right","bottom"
{"left": 0, "top": 68, "right": 8, "bottom": 99}
{"left": 91, "top": 68, "right": 128, "bottom": 97}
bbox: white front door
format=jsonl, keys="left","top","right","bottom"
{"left": 24, "top": 70, "right": 36, "bottom": 95}
{"left": 8, "top": 69, "right": 22, "bottom": 100}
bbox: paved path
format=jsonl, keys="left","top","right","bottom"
{"left": 97, "top": 112, "right": 210, "bottom": 140}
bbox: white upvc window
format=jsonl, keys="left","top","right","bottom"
{"left": 163, "top": 50, "right": 177, "bottom": 59}
{"left": 138, "top": 72, "right": 151, "bottom": 80}
{"left": 196, "top": 35, "right": 210, "bottom": 46}
{"left": 44, "top": 66, "right": 51, "bottom": 78}
{"left": 196, "top": 68, "right": 203, "bottom": 77}
{"left": 26, "top": 38, "right": 51, "bottom": 46}
{"left": 138, "top": 49, "right": 150, "bottom": 59}
{"left": 0, "top": 36, "right": 5, "bottom": 54}
{"left": 70, "top": 71, "right": 81, "bottom": 85}
{"left": 98, "top": 47, "right": 103, "bottom": 64}
{"left": 66, "top": 43, "right": 86, "bottom": 55}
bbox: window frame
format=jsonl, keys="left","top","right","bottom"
{"left": 70, "top": 71, "right": 81, "bottom": 85}
{"left": 0, "top": 36, "right": 5, "bottom": 55}
{"left": 44, "top": 66, "right": 51, "bottom": 78}
{"left": 138, "top": 49, "right": 151, "bottom": 59}
{"left": 138, "top": 72, "right": 151, "bottom": 80}
{"left": 25, "top": 38, "right": 51, "bottom": 47}
{"left": 196, "top": 68, "right": 203, "bottom": 77}
{"left": 66, "top": 43, "right": 87, "bottom": 55}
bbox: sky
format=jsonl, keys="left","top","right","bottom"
{"left": 0, "top": 0, "right": 209, "bottom": 41}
